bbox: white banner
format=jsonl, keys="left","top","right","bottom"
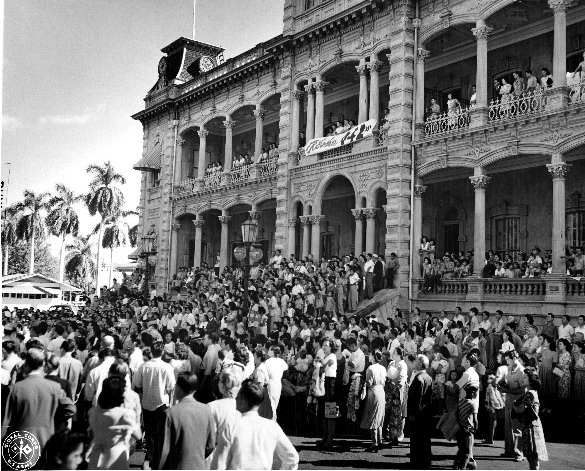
{"left": 304, "top": 119, "right": 378, "bottom": 156}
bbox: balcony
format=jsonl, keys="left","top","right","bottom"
{"left": 488, "top": 90, "right": 547, "bottom": 122}
{"left": 174, "top": 159, "right": 278, "bottom": 200}
{"left": 424, "top": 107, "right": 471, "bottom": 137}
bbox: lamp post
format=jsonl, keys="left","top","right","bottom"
{"left": 234, "top": 218, "right": 263, "bottom": 318}
{"left": 141, "top": 231, "right": 156, "bottom": 299}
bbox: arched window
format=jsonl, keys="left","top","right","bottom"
{"left": 566, "top": 210, "right": 585, "bottom": 248}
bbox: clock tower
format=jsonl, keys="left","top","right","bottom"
{"left": 149, "top": 37, "right": 225, "bottom": 93}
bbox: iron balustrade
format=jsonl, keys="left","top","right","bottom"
{"left": 488, "top": 89, "right": 546, "bottom": 121}
{"left": 424, "top": 107, "right": 471, "bottom": 136}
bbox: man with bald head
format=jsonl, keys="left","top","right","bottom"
{"left": 407, "top": 354, "right": 433, "bottom": 468}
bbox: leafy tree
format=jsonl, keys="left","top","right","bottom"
{"left": 7, "top": 239, "right": 59, "bottom": 279}
{"left": 1, "top": 204, "right": 19, "bottom": 276}
{"left": 46, "top": 184, "right": 81, "bottom": 282}
{"left": 14, "top": 190, "right": 50, "bottom": 274}
{"left": 65, "top": 235, "right": 95, "bottom": 292}
{"left": 85, "top": 162, "right": 126, "bottom": 290}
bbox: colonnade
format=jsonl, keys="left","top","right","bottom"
{"left": 412, "top": 154, "right": 571, "bottom": 276}
{"left": 416, "top": 0, "right": 571, "bottom": 126}
{"left": 290, "top": 54, "right": 385, "bottom": 152}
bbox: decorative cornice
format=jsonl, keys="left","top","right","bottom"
{"left": 414, "top": 185, "right": 427, "bottom": 198}
{"left": 253, "top": 109, "right": 266, "bottom": 120}
{"left": 192, "top": 219, "right": 205, "bottom": 228}
{"left": 356, "top": 64, "right": 368, "bottom": 76}
{"left": 548, "top": 0, "right": 575, "bottom": 14}
{"left": 304, "top": 84, "right": 314, "bottom": 94}
{"left": 546, "top": 162, "right": 571, "bottom": 180}
{"left": 363, "top": 208, "right": 378, "bottom": 219}
{"left": 309, "top": 215, "right": 325, "bottom": 225}
{"left": 368, "top": 60, "right": 383, "bottom": 73}
{"left": 218, "top": 215, "right": 232, "bottom": 224}
{"left": 351, "top": 209, "right": 363, "bottom": 220}
{"left": 541, "top": 130, "right": 572, "bottom": 145}
{"left": 223, "top": 119, "right": 236, "bottom": 129}
{"left": 197, "top": 130, "right": 209, "bottom": 139}
{"left": 469, "top": 175, "right": 491, "bottom": 190}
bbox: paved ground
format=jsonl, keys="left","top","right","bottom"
{"left": 130, "top": 436, "right": 584, "bottom": 469}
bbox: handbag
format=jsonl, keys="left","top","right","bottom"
{"left": 552, "top": 366, "right": 564, "bottom": 378}
{"left": 325, "top": 401, "right": 340, "bottom": 419}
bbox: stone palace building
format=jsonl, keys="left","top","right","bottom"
{"left": 131, "top": 0, "right": 585, "bottom": 316}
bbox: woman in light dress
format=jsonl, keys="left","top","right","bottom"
{"left": 265, "top": 345, "right": 289, "bottom": 421}
{"left": 88, "top": 377, "right": 141, "bottom": 470}
{"left": 360, "top": 350, "right": 386, "bottom": 452}
{"left": 384, "top": 347, "right": 408, "bottom": 445}
{"left": 499, "top": 78, "right": 513, "bottom": 115}
{"left": 252, "top": 348, "right": 273, "bottom": 419}
{"left": 447, "top": 93, "right": 461, "bottom": 127}
{"left": 556, "top": 339, "right": 572, "bottom": 400}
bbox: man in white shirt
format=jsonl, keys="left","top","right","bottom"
{"left": 453, "top": 307, "right": 465, "bottom": 326}
{"left": 363, "top": 253, "right": 375, "bottom": 299}
{"left": 456, "top": 351, "right": 480, "bottom": 409}
{"left": 558, "top": 315, "right": 575, "bottom": 341}
{"left": 212, "top": 379, "right": 299, "bottom": 470}
{"left": 346, "top": 338, "right": 365, "bottom": 374}
{"left": 348, "top": 267, "right": 360, "bottom": 312}
{"left": 387, "top": 328, "right": 401, "bottom": 357}
{"left": 291, "top": 278, "right": 305, "bottom": 297}
{"left": 85, "top": 347, "right": 116, "bottom": 406}
{"left": 575, "top": 315, "right": 585, "bottom": 339}
{"left": 47, "top": 324, "right": 67, "bottom": 354}
{"left": 272, "top": 249, "right": 283, "bottom": 269}
{"left": 133, "top": 341, "right": 176, "bottom": 469}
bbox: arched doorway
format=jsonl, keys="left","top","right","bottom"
{"left": 200, "top": 210, "right": 222, "bottom": 268}
{"left": 321, "top": 176, "right": 356, "bottom": 258}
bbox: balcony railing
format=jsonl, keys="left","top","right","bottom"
{"left": 424, "top": 107, "right": 470, "bottom": 136}
{"left": 569, "top": 74, "right": 585, "bottom": 105}
{"left": 259, "top": 156, "right": 278, "bottom": 177}
{"left": 483, "top": 278, "right": 546, "bottom": 296}
{"left": 321, "top": 144, "right": 353, "bottom": 159}
{"left": 488, "top": 89, "right": 546, "bottom": 121}
{"left": 177, "top": 178, "right": 197, "bottom": 194}
{"left": 416, "top": 278, "right": 469, "bottom": 295}
{"left": 566, "top": 279, "right": 585, "bottom": 297}
{"left": 228, "top": 164, "right": 251, "bottom": 184}
{"left": 204, "top": 172, "right": 222, "bottom": 189}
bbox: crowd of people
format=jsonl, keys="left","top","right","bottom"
{"left": 2, "top": 248, "right": 585, "bottom": 470}
{"left": 419, "top": 239, "right": 584, "bottom": 293}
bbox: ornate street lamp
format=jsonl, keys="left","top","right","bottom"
{"left": 141, "top": 231, "right": 157, "bottom": 299}
{"left": 234, "top": 219, "right": 262, "bottom": 320}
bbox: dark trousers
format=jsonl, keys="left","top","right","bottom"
{"left": 365, "top": 273, "right": 374, "bottom": 299}
{"left": 386, "top": 269, "right": 396, "bottom": 288}
{"left": 409, "top": 415, "right": 432, "bottom": 467}
{"left": 455, "top": 428, "right": 475, "bottom": 469}
{"left": 143, "top": 404, "right": 168, "bottom": 467}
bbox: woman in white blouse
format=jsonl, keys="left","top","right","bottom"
{"left": 360, "top": 350, "right": 387, "bottom": 452}
{"left": 265, "top": 346, "right": 289, "bottom": 421}
{"left": 385, "top": 348, "right": 408, "bottom": 445}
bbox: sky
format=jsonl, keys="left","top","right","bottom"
{"left": 1, "top": 0, "right": 285, "bottom": 265}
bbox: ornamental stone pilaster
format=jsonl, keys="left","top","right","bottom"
{"left": 469, "top": 173, "right": 490, "bottom": 277}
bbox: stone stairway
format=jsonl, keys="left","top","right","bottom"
{"left": 353, "top": 288, "right": 400, "bottom": 322}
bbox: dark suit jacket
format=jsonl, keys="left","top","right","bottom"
{"left": 159, "top": 395, "right": 215, "bottom": 470}
{"left": 1, "top": 375, "right": 76, "bottom": 449}
{"left": 407, "top": 371, "right": 433, "bottom": 418}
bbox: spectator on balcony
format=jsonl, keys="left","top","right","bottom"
{"left": 334, "top": 121, "right": 344, "bottom": 134}
{"left": 494, "top": 262, "right": 506, "bottom": 278}
{"left": 447, "top": 94, "right": 461, "bottom": 127}
{"left": 540, "top": 68, "right": 553, "bottom": 89}
{"left": 499, "top": 78, "right": 512, "bottom": 113}
{"left": 563, "top": 246, "right": 584, "bottom": 276}
{"left": 503, "top": 263, "right": 514, "bottom": 278}
{"left": 429, "top": 99, "right": 441, "bottom": 120}
{"left": 381, "top": 108, "right": 391, "bottom": 128}
{"left": 512, "top": 71, "right": 525, "bottom": 96}
{"left": 422, "top": 257, "right": 433, "bottom": 292}
{"left": 442, "top": 255, "right": 455, "bottom": 280}
{"left": 348, "top": 119, "right": 356, "bottom": 128}
{"left": 493, "top": 79, "right": 501, "bottom": 99}
{"left": 572, "top": 51, "right": 585, "bottom": 79}
{"left": 470, "top": 86, "right": 477, "bottom": 108}
{"left": 299, "top": 131, "right": 306, "bottom": 147}
{"left": 525, "top": 69, "right": 538, "bottom": 94}
{"left": 269, "top": 143, "right": 278, "bottom": 158}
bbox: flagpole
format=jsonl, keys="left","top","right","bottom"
{"left": 192, "top": 0, "right": 197, "bottom": 40}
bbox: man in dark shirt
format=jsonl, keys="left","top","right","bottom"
{"left": 407, "top": 354, "right": 434, "bottom": 468}
{"left": 385, "top": 253, "right": 400, "bottom": 289}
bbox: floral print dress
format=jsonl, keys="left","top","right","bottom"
{"left": 557, "top": 351, "right": 572, "bottom": 399}
{"left": 517, "top": 390, "right": 548, "bottom": 463}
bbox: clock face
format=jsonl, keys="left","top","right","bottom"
{"left": 200, "top": 56, "right": 215, "bottom": 73}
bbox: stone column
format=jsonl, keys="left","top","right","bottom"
{"left": 469, "top": 170, "right": 491, "bottom": 277}
{"left": 314, "top": 79, "right": 328, "bottom": 139}
{"left": 310, "top": 215, "right": 325, "bottom": 261}
{"left": 351, "top": 209, "right": 364, "bottom": 255}
{"left": 415, "top": 49, "right": 430, "bottom": 126}
{"left": 368, "top": 59, "right": 383, "bottom": 125}
{"left": 197, "top": 129, "right": 209, "bottom": 182}
{"left": 192, "top": 218, "right": 205, "bottom": 269}
{"left": 364, "top": 208, "right": 378, "bottom": 253}
{"left": 254, "top": 107, "right": 265, "bottom": 159}
{"left": 356, "top": 60, "right": 369, "bottom": 123}
{"left": 305, "top": 81, "right": 315, "bottom": 141}
{"left": 291, "top": 90, "right": 303, "bottom": 151}
{"left": 169, "top": 222, "right": 181, "bottom": 279}
{"left": 547, "top": 157, "right": 571, "bottom": 274}
{"left": 413, "top": 185, "right": 427, "bottom": 276}
{"left": 471, "top": 20, "right": 493, "bottom": 110}
{"left": 549, "top": 0, "right": 569, "bottom": 87}
{"left": 174, "top": 140, "right": 185, "bottom": 186}
{"left": 223, "top": 117, "right": 235, "bottom": 172}
{"left": 218, "top": 214, "right": 232, "bottom": 270}
{"left": 288, "top": 218, "right": 297, "bottom": 258}
{"left": 299, "top": 216, "right": 311, "bottom": 258}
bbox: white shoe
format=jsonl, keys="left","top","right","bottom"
{"left": 142, "top": 460, "right": 151, "bottom": 470}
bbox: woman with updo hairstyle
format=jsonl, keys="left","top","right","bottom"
{"left": 88, "top": 377, "right": 141, "bottom": 469}
{"left": 513, "top": 367, "right": 548, "bottom": 470}
{"left": 556, "top": 338, "right": 572, "bottom": 400}
{"left": 360, "top": 349, "right": 386, "bottom": 452}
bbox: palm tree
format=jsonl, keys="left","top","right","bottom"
{"left": 93, "top": 210, "right": 137, "bottom": 287}
{"left": 46, "top": 184, "right": 81, "bottom": 282}
{"left": 85, "top": 161, "right": 126, "bottom": 290}
{"left": 65, "top": 235, "right": 96, "bottom": 292}
{"left": 1, "top": 204, "right": 20, "bottom": 275}
{"left": 14, "top": 190, "right": 50, "bottom": 274}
